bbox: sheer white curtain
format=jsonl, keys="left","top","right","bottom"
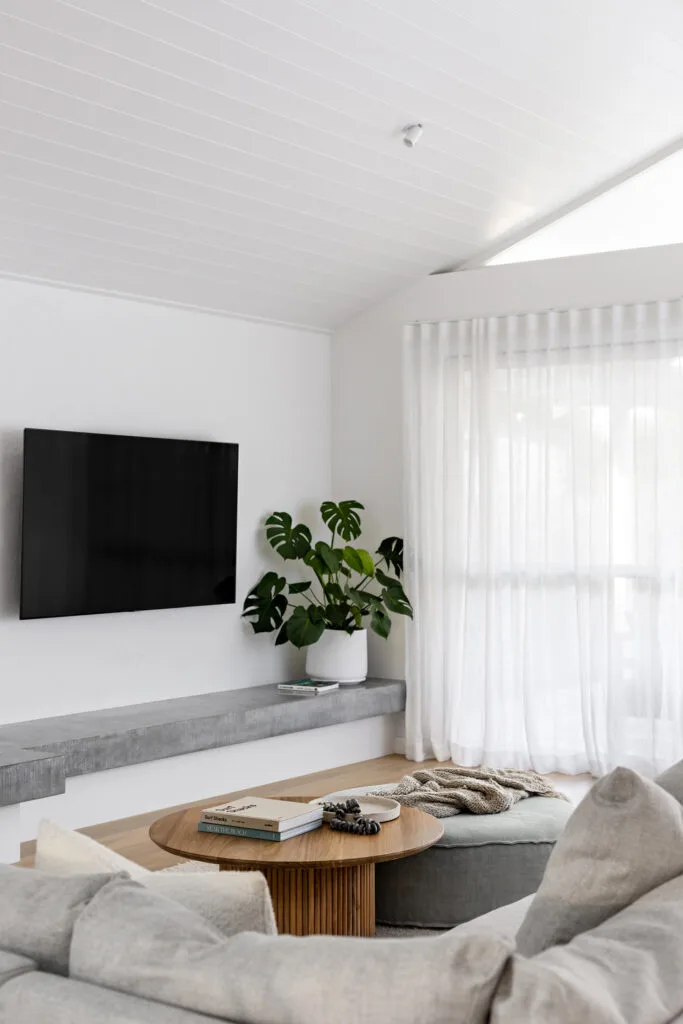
{"left": 404, "top": 301, "right": 683, "bottom": 775}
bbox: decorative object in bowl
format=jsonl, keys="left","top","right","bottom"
{"left": 310, "top": 792, "right": 401, "bottom": 823}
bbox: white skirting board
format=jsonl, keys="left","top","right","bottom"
{"left": 17, "top": 714, "right": 401, "bottom": 849}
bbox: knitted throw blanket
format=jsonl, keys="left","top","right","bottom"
{"left": 373, "top": 766, "right": 568, "bottom": 818}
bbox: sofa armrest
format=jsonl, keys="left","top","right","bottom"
{"left": 145, "top": 870, "right": 277, "bottom": 937}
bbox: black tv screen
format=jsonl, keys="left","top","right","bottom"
{"left": 20, "top": 429, "right": 239, "bottom": 619}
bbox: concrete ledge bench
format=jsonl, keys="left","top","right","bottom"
{"left": 0, "top": 678, "right": 405, "bottom": 799}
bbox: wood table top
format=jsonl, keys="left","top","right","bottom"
{"left": 149, "top": 798, "right": 444, "bottom": 870}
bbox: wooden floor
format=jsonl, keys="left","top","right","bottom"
{"left": 17, "top": 755, "right": 592, "bottom": 870}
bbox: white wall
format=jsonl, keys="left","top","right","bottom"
{"left": 0, "top": 277, "right": 331, "bottom": 722}
{"left": 0, "top": 278, "right": 399, "bottom": 846}
{"left": 332, "top": 241, "right": 683, "bottom": 678}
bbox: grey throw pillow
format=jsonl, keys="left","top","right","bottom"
{"left": 655, "top": 758, "right": 683, "bottom": 805}
{"left": 0, "top": 865, "right": 123, "bottom": 975}
{"left": 71, "top": 876, "right": 513, "bottom": 1024}
{"left": 493, "top": 872, "right": 683, "bottom": 1023}
{"left": 516, "top": 766, "right": 683, "bottom": 957}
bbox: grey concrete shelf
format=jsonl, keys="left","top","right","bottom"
{"left": 0, "top": 743, "right": 65, "bottom": 807}
{"left": 0, "top": 678, "right": 405, "bottom": 805}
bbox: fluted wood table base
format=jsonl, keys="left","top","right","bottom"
{"left": 223, "top": 862, "right": 375, "bottom": 936}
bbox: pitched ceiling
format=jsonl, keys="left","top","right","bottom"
{"left": 1, "top": 0, "right": 682, "bottom": 331}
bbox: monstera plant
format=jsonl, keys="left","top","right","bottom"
{"left": 242, "top": 500, "right": 412, "bottom": 649}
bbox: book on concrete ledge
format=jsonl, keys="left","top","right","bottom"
{"left": 201, "top": 795, "right": 323, "bottom": 832}
{"left": 197, "top": 819, "right": 322, "bottom": 842}
{"left": 277, "top": 679, "right": 339, "bottom": 695}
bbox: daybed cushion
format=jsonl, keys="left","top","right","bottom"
{"left": 0, "top": 864, "right": 120, "bottom": 975}
{"left": 70, "top": 875, "right": 513, "bottom": 1024}
{"left": 375, "top": 796, "right": 572, "bottom": 927}
{"left": 35, "top": 820, "right": 277, "bottom": 937}
{"left": 0, "top": 973, "right": 226, "bottom": 1024}
{"left": 516, "top": 766, "right": 683, "bottom": 956}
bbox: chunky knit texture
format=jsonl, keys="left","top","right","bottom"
{"left": 373, "top": 767, "right": 567, "bottom": 818}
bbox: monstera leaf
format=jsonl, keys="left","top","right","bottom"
{"left": 370, "top": 604, "right": 392, "bottom": 639}
{"left": 343, "top": 546, "right": 375, "bottom": 577}
{"left": 377, "top": 537, "right": 404, "bottom": 578}
{"left": 265, "top": 512, "right": 312, "bottom": 560}
{"left": 242, "top": 572, "right": 288, "bottom": 634}
{"left": 288, "top": 581, "right": 311, "bottom": 595}
{"left": 321, "top": 500, "right": 364, "bottom": 542}
{"left": 375, "top": 569, "right": 412, "bottom": 617}
{"left": 382, "top": 583, "right": 413, "bottom": 618}
{"left": 314, "top": 540, "right": 343, "bottom": 574}
{"left": 286, "top": 605, "right": 326, "bottom": 648}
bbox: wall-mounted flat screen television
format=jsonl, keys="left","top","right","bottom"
{"left": 20, "top": 428, "right": 239, "bottom": 619}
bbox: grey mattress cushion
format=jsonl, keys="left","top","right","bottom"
{"left": 0, "top": 865, "right": 124, "bottom": 975}
{"left": 492, "top": 872, "right": 683, "bottom": 1023}
{"left": 376, "top": 797, "right": 572, "bottom": 928}
{"left": 0, "top": 950, "right": 37, "bottom": 987}
{"left": 517, "top": 767, "right": 683, "bottom": 957}
{"left": 71, "top": 876, "right": 513, "bottom": 1024}
{"left": 0, "top": 973, "right": 224, "bottom": 1024}
{"left": 435, "top": 796, "right": 573, "bottom": 847}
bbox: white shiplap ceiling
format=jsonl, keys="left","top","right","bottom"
{"left": 1, "top": 0, "right": 683, "bottom": 331}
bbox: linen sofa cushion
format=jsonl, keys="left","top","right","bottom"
{"left": 71, "top": 875, "right": 513, "bottom": 1024}
{"left": 492, "top": 872, "right": 683, "bottom": 1023}
{"left": 516, "top": 766, "right": 683, "bottom": 956}
{"left": 36, "top": 819, "right": 276, "bottom": 936}
{"left": 450, "top": 895, "right": 533, "bottom": 941}
{"left": 0, "top": 951, "right": 37, "bottom": 987}
{"left": 0, "top": 864, "right": 120, "bottom": 975}
{"left": 0, "top": 973, "right": 226, "bottom": 1024}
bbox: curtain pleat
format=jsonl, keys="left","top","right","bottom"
{"left": 404, "top": 301, "right": 683, "bottom": 775}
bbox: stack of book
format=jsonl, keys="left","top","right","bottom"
{"left": 277, "top": 679, "right": 339, "bottom": 696}
{"left": 197, "top": 796, "right": 323, "bottom": 842}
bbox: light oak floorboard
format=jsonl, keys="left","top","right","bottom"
{"left": 17, "top": 755, "right": 592, "bottom": 870}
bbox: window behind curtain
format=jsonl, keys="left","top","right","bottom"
{"left": 404, "top": 305, "right": 683, "bottom": 773}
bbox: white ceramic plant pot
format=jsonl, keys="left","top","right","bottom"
{"left": 306, "top": 629, "right": 368, "bottom": 685}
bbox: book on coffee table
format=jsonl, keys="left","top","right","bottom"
{"left": 198, "top": 819, "right": 322, "bottom": 842}
{"left": 200, "top": 796, "right": 323, "bottom": 832}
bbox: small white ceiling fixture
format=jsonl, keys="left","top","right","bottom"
{"left": 401, "top": 123, "right": 423, "bottom": 148}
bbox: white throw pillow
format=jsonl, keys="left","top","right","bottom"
{"left": 516, "top": 766, "right": 683, "bottom": 956}
{"left": 36, "top": 819, "right": 150, "bottom": 880}
{"left": 35, "top": 820, "right": 276, "bottom": 937}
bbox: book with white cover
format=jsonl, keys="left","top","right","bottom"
{"left": 201, "top": 795, "right": 323, "bottom": 832}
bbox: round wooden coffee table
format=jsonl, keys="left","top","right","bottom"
{"left": 149, "top": 799, "right": 443, "bottom": 937}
